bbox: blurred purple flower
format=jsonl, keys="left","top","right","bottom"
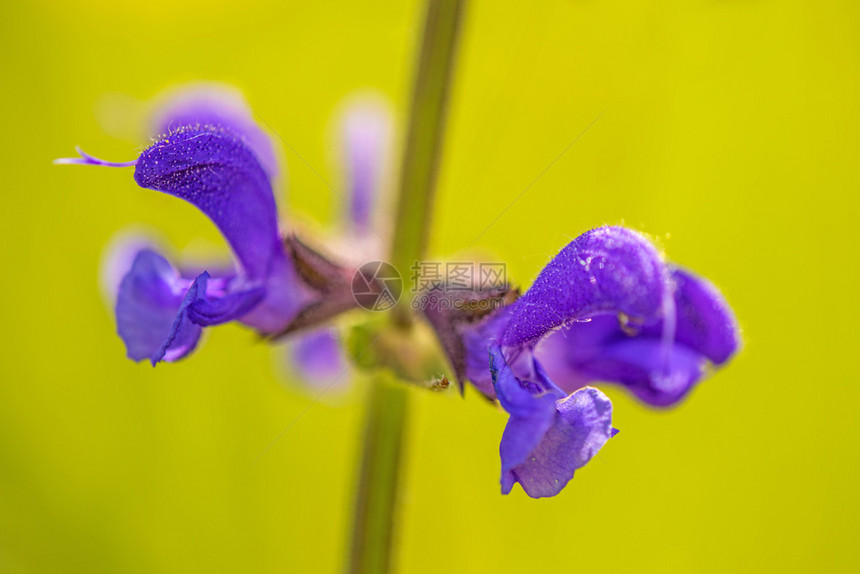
{"left": 340, "top": 98, "right": 390, "bottom": 235}
{"left": 286, "top": 329, "right": 348, "bottom": 389}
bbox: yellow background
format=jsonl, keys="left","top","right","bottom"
{"left": 2, "top": 0, "right": 858, "bottom": 572}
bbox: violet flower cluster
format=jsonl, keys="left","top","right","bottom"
{"left": 59, "top": 84, "right": 740, "bottom": 498}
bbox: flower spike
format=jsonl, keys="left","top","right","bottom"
{"left": 58, "top": 81, "right": 742, "bottom": 500}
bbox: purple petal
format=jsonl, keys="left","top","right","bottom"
{"left": 288, "top": 329, "right": 348, "bottom": 388}
{"left": 236, "top": 254, "right": 308, "bottom": 334}
{"left": 459, "top": 305, "right": 514, "bottom": 397}
{"left": 503, "top": 387, "right": 615, "bottom": 498}
{"left": 491, "top": 347, "right": 562, "bottom": 474}
{"left": 534, "top": 266, "right": 740, "bottom": 407}
{"left": 502, "top": 226, "right": 669, "bottom": 349}
{"left": 186, "top": 284, "right": 265, "bottom": 326}
{"left": 150, "top": 83, "right": 280, "bottom": 179}
{"left": 659, "top": 266, "right": 740, "bottom": 365}
{"left": 534, "top": 314, "right": 624, "bottom": 388}
{"left": 539, "top": 328, "right": 705, "bottom": 407}
{"left": 341, "top": 100, "right": 390, "bottom": 232}
{"left": 115, "top": 250, "right": 202, "bottom": 364}
{"left": 598, "top": 339, "right": 704, "bottom": 406}
{"left": 133, "top": 126, "right": 282, "bottom": 282}
{"left": 116, "top": 249, "right": 265, "bottom": 364}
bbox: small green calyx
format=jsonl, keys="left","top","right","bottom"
{"left": 346, "top": 314, "right": 451, "bottom": 392}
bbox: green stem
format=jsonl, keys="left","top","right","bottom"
{"left": 348, "top": 378, "right": 409, "bottom": 574}
{"left": 390, "top": 0, "right": 466, "bottom": 327}
{"left": 348, "top": 1, "right": 465, "bottom": 573}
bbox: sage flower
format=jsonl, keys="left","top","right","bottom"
{"left": 57, "top": 88, "right": 353, "bottom": 364}
{"left": 424, "top": 226, "right": 739, "bottom": 496}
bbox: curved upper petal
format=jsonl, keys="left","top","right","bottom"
{"left": 502, "top": 226, "right": 669, "bottom": 349}
{"left": 502, "top": 386, "right": 615, "bottom": 498}
{"left": 133, "top": 126, "right": 283, "bottom": 282}
{"left": 150, "top": 83, "right": 281, "bottom": 180}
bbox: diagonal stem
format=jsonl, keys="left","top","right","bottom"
{"left": 348, "top": 1, "right": 465, "bottom": 573}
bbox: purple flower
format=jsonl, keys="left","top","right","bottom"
{"left": 59, "top": 83, "right": 740, "bottom": 499}
{"left": 426, "top": 226, "right": 739, "bottom": 496}
{"left": 508, "top": 227, "right": 739, "bottom": 407}
{"left": 286, "top": 328, "right": 349, "bottom": 391}
{"left": 57, "top": 87, "right": 346, "bottom": 365}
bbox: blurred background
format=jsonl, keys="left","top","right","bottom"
{"left": 2, "top": 0, "right": 859, "bottom": 572}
